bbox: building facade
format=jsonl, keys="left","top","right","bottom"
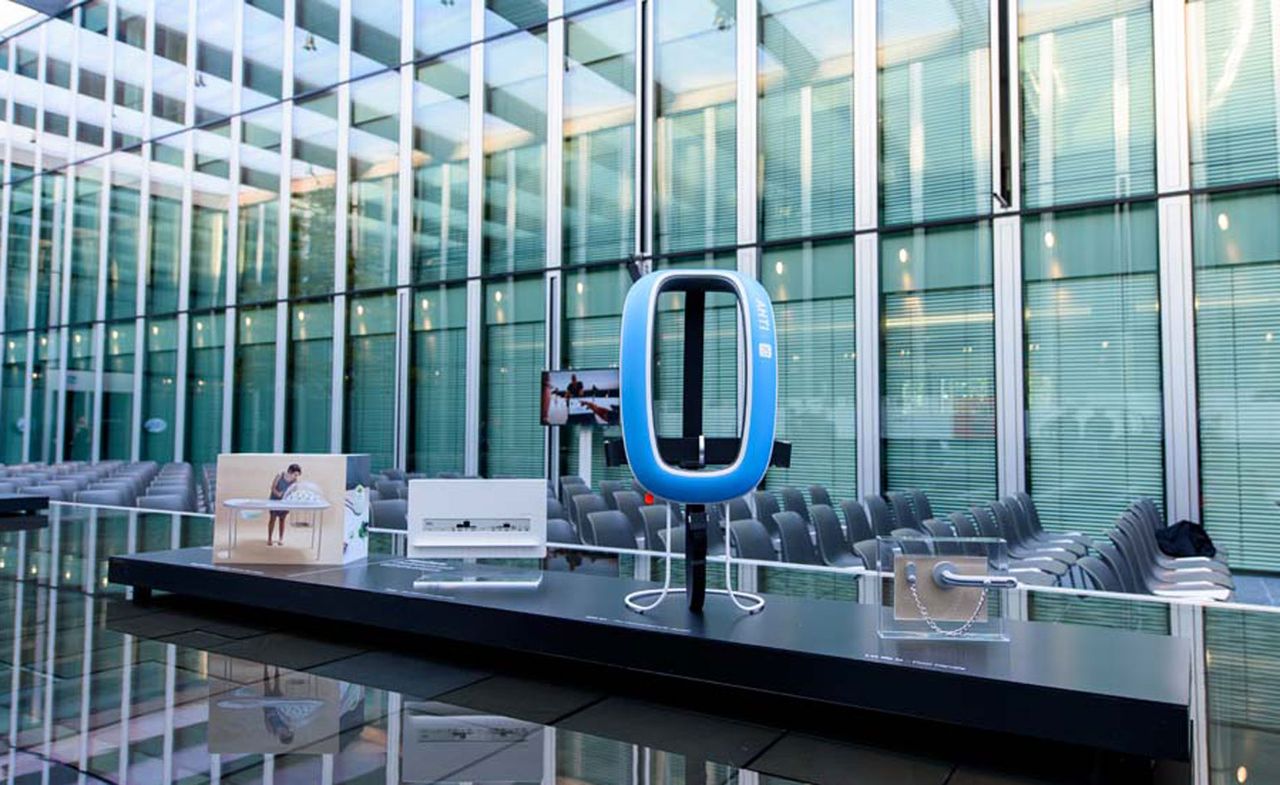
{"left": 0, "top": 0, "right": 1277, "bottom": 567}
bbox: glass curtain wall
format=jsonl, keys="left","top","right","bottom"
{"left": 233, "top": 305, "right": 275, "bottom": 452}
{"left": 1023, "top": 204, "right": 1163, "bottom": 535}
{"left": 481, "top": 276, "right": 544, "bottom": 478}
{"left": 1195, "top": 189, "right": 1280, "bottom": 569}
{"left": 412, "top": 49, "right": 470, "bottom": 284}
{"left": 186, "top": 312, "right": 224, "bottom": 468}
{"left": 1, "top": 335, "right": 27, "bottom": 463}
{"left": 654, "top": 0, "right": 736, "bottom": 253}
{"left": 560, "top": 265, "right": 629, "bottom": 483}
{"left": 761, "top": 241, "right": 856, "bottom": 500}
{"left": 286, "top": 300, "right": 333, "bottom": 452}
{"left": 880, "top": 224, "right": 995, "bottom": 514}
{"left": 348, "top": 72, "right": 400, "bottom": 292}
{"left": 879, "top": 0, "right": 991, "bottom": 226}
{"left": 101, "top": 322, "right": 135, "bottom": 459}
{"left": 140, "top": 318, "right": 177, "bottom": 461}
{"left": 408, "top": 285, "right": 466, "bottom": 476}
{"left": 758, "top": 0, "right": 853, "bottom": 242}
{"left": 1019, "top": 0, "right": 1155, "bottom": 209}
{"left": 345, "top": 293, "right": 396, "bottom": 470}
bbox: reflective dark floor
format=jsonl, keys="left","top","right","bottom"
{"left": 0, "top": 579, "right": 1163, "bottom": 785}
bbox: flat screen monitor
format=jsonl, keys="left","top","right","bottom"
{"left": 540, "top": 368, "right": 620, "bottom": 427}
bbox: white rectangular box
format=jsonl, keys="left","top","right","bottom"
{"left": 406, "top": 479, "right": 546, "bottom": 559}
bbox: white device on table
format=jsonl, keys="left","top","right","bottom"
{"left": 405, "top": 479, "right": 547, "bottom": 560}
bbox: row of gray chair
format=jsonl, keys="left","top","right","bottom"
{"left": 0, "top": 460, "right": 206, "bottom": 513}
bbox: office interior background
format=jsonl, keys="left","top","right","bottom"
{"left": 0, "top": 0, "right": 1275, "bottom": 570}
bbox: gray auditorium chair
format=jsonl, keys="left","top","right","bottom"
{"left": 640, "top": 505, "right": 675, "bottom": 551}
{"left": 570, "top": 494, "right": 608, "bottom": 543}
{"left": 886, "top": 491, "right": 918, "bottom": 532}
{"left": 920, "top": 518, "right": 955, "bottom": 539}
{"left": 370, "top": 499, "right": 408, "bottom": 530}
{"left": 1001, "top": 495, "right": 1086, "bottom": 555}
{"left": 808, "top": 485, "right": 833, "bottom": 508}
{"left": 1077, "top": 555, "right": 1123, "bottom": 593}
{"left": 727, "top": 519, "right": 777, "bottom": 562}
{"left": 599, "top": 480, "right": 627, "bottom": 509}
{"left": 772, "top": 511, "right": 820, "bottom": 565}
{"left": 75, "top": 488, "right": 130, "bottom": 507}
{"left": 559, "top": 476, "right": 587, "bottom": 502}
{"left": 727, "top": 497, "right": 752, "bottom": 522}
{"left": 546, "top": 518, "right": 581, "bottom": 545}
{"left": 23, "top": 484, "right": 67, "bottom": 501}
{"left": 780, "top": 487, "right": 811, "bottom": 523}
{"left": 375, "top": 480, "right": 406, "bottom": 499}
{"left": 613, "top": 491, "right": 646, "bottom": 541}
{"left": 546, "top": 497, "right": 568, "bottom": 522}
{"left": 862, "top": 494, "right": 894, "bottom": 537}
{"left": 0, "top": 482, "right": 17, "bottom": 494}
{"left": 658, "top": 526, "right": 685, "bottom": 553}
{"left": 382, "top": 468, "right": 407, "bottom": 482}
{"left": 991, "top": 500, "right": 1077, "bottom": 565}
{"left": 1096, "top": 541, "right": 1143, "bottom": 594}
{"left": 137, "top": 494, "right": 193, "bottom": 513}
{"left": 751, "top": 491, "right": 782, "bottom": 539}
{"left": 586, "top": 510, "right": 638, "bottom": 550}
{"left": 1015, "top": 490, "right": 1094, "bottom": 547}
{"left": 811, "top": 504, "right": 860, "bottom": 568}
{"left": 891, "top": 527, "right": 932, "bottom": 555}
{"left": 852, "top": 539, "right": 878, "bottom": 570}
{"left": 840, "top": 500, "right": 875, "bottom": 543}
{"left": 967, "top": 507, "right": 1069, "bottom": 577}
{"left": 908, "top": 489, "right": 934, "bottom": 522}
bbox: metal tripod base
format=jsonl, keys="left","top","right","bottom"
{"left": 623, "top": 587, "right": 765, "bottom": 615}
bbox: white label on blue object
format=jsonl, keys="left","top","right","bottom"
{"left": 758, "top": 342, "right": 773, "bottom": 359}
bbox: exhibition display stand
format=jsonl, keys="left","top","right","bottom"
{"left": 108, "top": 546, "right": 1191, "bottom": 762}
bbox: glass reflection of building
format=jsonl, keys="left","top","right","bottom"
{"left": 0, "top": 0, "right": 1277, "bottom": 567}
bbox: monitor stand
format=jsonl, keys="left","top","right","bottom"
{"left": 408, "top": 560, "right": 544, "bottom": 590}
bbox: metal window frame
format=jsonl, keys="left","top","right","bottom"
{"left": 329, "top": 0, "right": 353, "bottom": 454}
{"left": 394, "top": 0, "right": 413, "bottom": 471}
{"left": 463, "top": 0, "right": 484, "bottom": 476}
{"left": 272, "top": 0, "right": 297, "bottom": 452}
{"left": 221, "top": 0, "right": 246, "bottom": 456}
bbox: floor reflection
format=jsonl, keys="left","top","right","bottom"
{"left": 0, "top": 577, "right": 1143, "bottom": 784}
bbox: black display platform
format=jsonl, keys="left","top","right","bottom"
{"left": 108, "top": 548, "right": 1190, "bottom": 760}
{"left": 0, "top": 493, "right": 49, "bottom": 531}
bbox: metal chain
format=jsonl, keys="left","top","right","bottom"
{"left": 907, "top": 581, "right": 990, "bottom": 637}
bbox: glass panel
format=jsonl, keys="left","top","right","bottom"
{"left": 148, "top": 156, "right": 184, "bottom": 316}
{"left": 141, "top": 318, "right": 178, "bottom": 461}
{"left": 152, "top": 0, "right": 190, "bottom": 135}
{"left": 113, "top": 0, "right": 148, "bottom": 147}
{"left": 35, "top": 173, "right": 67, "bottom": 331}
{"left": 1023, "top": 203, "right": 1163, "bottom": 537}
{"left": 560, "top": 264, "right": 629, "bottom": 483}
{"left": 412, "top": 50, "right": 470, "bottom": 284}
{"left": 348, "top": 72, "right": 401, "bottom": 291}
{"left": 345, "top": 293, "right": 396, "bottom": 470}
{"left": 414, "top": 0, "right": 471, "bottom": 60}
{"left": 286, "top": 300, "right": 332, "bottom": 452}
{"left": 1020, "top": 0, "right": 1155, "bottom": 209}
{"left": 242, "top": 0, "right": 285, "bottom": 108}
{"left": 1188, "top": 0, "right": 1280, "bottom": 187}
{"left": 194, "top": 0, "right": 235, "bottom": 123}
{"left": 69, "top": 167, "right": 103, "bottom": 325}
{"left": 101, "top": 321, "right": 135, "bottom": 460}
{"left": 759, "top": 0, "right": 853, "bottom": 242}
{"left": 1, "top": 334, "right": 27, "bottom": 462}
{"left": 482, "top": 29, "right": 548, "bottom": 275}
{"left": 482, "top": 276, "right": 545, "bottom": 478}
{"left": 238, "top": 105, "right": 283, "bottom": 304}
{"left": 289, "top": 91, "right": 338, "bottom": 297}
{"left": 30, "top": 331, "right": 57, "bottom": 462}
{"left": 191, "top": 126, "right": 231, "bottom": 310}
{"left": 486, "top": 0, "right": 547, "bottom": 37}
{"left": 880, "top": 222, "right": 995, "bottom": 513}
{"left": 563, "top": 2, "right": 636, "bottom": 265}
{"left": 352, "top": 0, "right": 400, "bottom": 76}
{"left": 5, "top": 170, "right": 34, "bottom": 333}
{"left": 186, "top": 312, "right": 225, "bottom": 472}
{"left": 65, "top": 326, "right": 95, "bottom": 461}
{"left": 879, "top": 0, "right": 991, "bottom": 226}
{"left": 408, "top": 284, "right": 467, "bottom": 476}
{"left": 233, "top": 305, "right": 275, "bottom": 452}
{"left": 105, "top": 159, "right": 142, "bottom": 320}
{"left": 1206, "top": 607, "right": 1280, "bottom": 785}
{"left": 1195, "top": 188, "right": 1280, "bottom": 568}
{"left": 654, "top": 0, "right": 736, "bottom": 254}
{"left": 761, "top": 240, "right": 856, "bottom": 500}
{"left": 294, "top": 0, "right": 340, "bottom": 96}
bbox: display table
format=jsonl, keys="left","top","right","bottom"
{"left": 218, "top": 498, "right": 330, "bottom": 559}
{"left": 108, "top": 547, "right": 1190, "bottom": 761}
{"left": 0, "top": 493, "right": 48, "bottom": 532}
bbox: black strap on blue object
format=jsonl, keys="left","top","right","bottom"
{"left": 603, "top": 288, "right": 789, "bottom": 613}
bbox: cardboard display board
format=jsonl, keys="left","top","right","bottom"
{"left": 214, "top": 453, "right": 369, "bottom": 565}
